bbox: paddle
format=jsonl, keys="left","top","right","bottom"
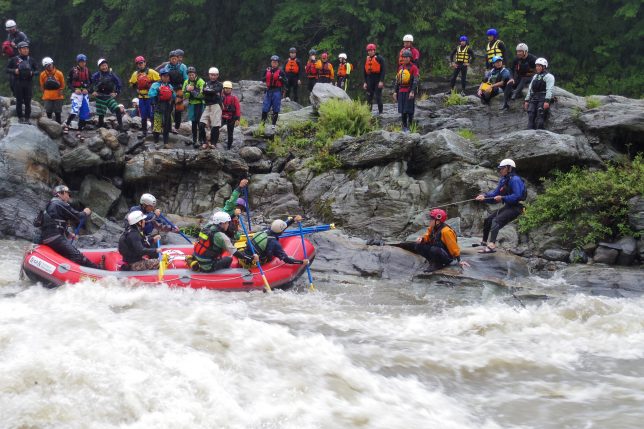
{"left": 158, "top": 213, "right": 193, "bottom": 244}
{"left": 298, "top": 221, "right": 315, "bottom": 292}
{"left": 157, "top": 239, "right": 168, "bottom": 281}
{"left": 239, "top": 214, "right": 271, "bottom": 293}
{"left": 242, "top": 186, "right": 252, "bottom": 232}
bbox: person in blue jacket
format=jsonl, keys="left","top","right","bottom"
{"left": 148, "top": 69, "right": 176, "bottom": 145}
{"left": 475, "top": 158, "right": 526, "bottom": 253}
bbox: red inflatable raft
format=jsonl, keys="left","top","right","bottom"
{"left": 21, "top": 236, "right": 315, "bottom": 291}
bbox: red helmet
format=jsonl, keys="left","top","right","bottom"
{"left": 366, "top": 43, "right": 377, "bottom": 51}
{"left": 321, "top": 52, "right": 328, "bottom": 59}
{"left": 429, "top": 209, "right": 447, "bottom": 222}
{"left": 135, "top": 55, "right": 145, "bottom": 63}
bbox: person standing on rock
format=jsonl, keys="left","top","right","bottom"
{"left": 118, "top": 210, "right": 161, "bottom": 271}
{"left": 399, "top": 34, "right": 420, "bottom": 66}
{"left": 164, "top": 51, "right": 188, "bottom": 133}
{"left": 393, "top": 49, "right": 419, "bottom": 133}
{"left": 91, "top": 58, "right": 123, "bottom": 130}
{"left": 477, "top": 56, "right": 510, "bottom": 107}
{"left": 39, "top": 57, "right": 65, "bottom": 124}
{"left": 64, "top": 54, "right": 91, "bottom": 133}
{"left": 485, "top": 28, "right": 506, "bottom": 69}
{"left": 502, "top": 43, "right": 537, "bottom": 111}
{"left": 200, "top": 67, "right": 223, "bottom": 150}
{"left": 129, "top": 56, "right": 160, "bottom": 138}
{"left": 261, "top": 55, "right": 287, "bottom": 131}
{"left": 183, "top": 66, "right": 205, "bottom": 147}
{"left": 475, "top": 159, "right": 526, "bottom": 254}
{"left": 6, "top": 41, "right": 37, "bottom": 124}
{"left": 40, "top": 185, "right": 99, "bottom": 269}
{"left": 148, "top": 69, "right": 175, "bottom": 146}
{"left": 4, "top": 19, "right": 29, "bottom": 58}
{"left": 315, "top": 51, "right": 334, "bottom": 84}
{"left": 449, "top": 36, "right": 474, "bottom": 94}
{"left": 524, "top": 58, "right": 555, "bottom": 130}
{"left": 415, "top": 209, "right": 469, "bottom": 272}
{"left": 283, "top": 47, "right": 301, "bottom": 103}
{"left": 221, "top": 81, "right": 241, "bottom": 150}
{"left": 305, "top": 49, "right": 318, "bottom": 92}
{"left": 336, "top": 53, "right": 352, "bottom": 91}
{"left": 363, "top": 43, "right": 386, "bottom": 115}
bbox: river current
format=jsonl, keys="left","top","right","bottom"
{"left": 1, "top": 239, "right": 642, "bottom": 429}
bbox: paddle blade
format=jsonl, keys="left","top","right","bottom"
{"left": 158, "top": 253, "right": 168, "bottom": 281}
{"left": 261, "top": 274, "right": 272, "bottom": 293}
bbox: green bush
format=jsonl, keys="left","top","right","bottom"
{"left": 585, "top": 96, "right": 601, "bottom": 109}
{"left": 518, "top": 155, "right": 644, "bottom": 246}
{"left": 317, "top": 99, "right": 373, "bottom": 141}
{"left": 445, "top": 90, "right": 468, "bottom": 106}
{"left": 457, "top": 129, "right": 476, "bottom": 140}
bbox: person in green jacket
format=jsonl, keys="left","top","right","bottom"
{"left": 216, "top": 178, "right": 249, "bottom": 241}
{"left": 182, "top": 66, "right": 205, "bottom": 147}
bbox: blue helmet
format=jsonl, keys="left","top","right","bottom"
{"left": 487, "top": 28, "right": 498, "bottom": 37}
{"left": 491, "top": 55, "right": 503, "bottom": 63}
{"left": 270, "top": 55, "right": 280, "bottom": 61}
{"left": 76, "top": 54, "right": 87, "bottom": 62}
{"left": 459, "top": 36, "right": 468, "bottom": 42}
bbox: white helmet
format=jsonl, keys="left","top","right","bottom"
{"left": 498, "top": 159, "right": 516, "bottom": 169}
{"left": 140, "top": 193, "right": 156, "bottom": 206}
{"left": 127, "top": 210, "right": 147, "bottom": 226}
{"left": 5, "top": 19, "right": 16, "bottom": 30}
{"left": 535, "top": 57, "right": 548, "bottom": 68}
{"left": 132, "top": 98, "right": 139, "bottom": 104}
{"left": 338, "top": 53, "right": 347, "bottom": 60}
{"left": 271, "top": 219, "right": 288, "bottom": 234}
{"left": 403, "top": 34, "right": 414, "bottom": 42}
{"left": 42, "top": 57, "right": 54, "bottom": 67}
{"left": 209, "top": 67, "right": 219, "bottom": 75}
{"left": 210, "top": 211, "right": 231, "bottom": 225}
{"left": 516, "top": 43, "right": 528, "bottom": 52}
{"left": 97, "top": 58, "right": 107, "bottom": 67}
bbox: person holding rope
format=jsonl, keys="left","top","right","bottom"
{"left": 415, "top": 209, "right": 469, "bottom": 272}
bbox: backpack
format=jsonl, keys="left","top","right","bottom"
{"left": 2, "top": 40, "right": 13, "bottom": 56}
{"left": 44, "top": 74, "right": 61, "bottom": 90}
{"left": 158, "top": 85, "right": 173, "bottom": 102}
{"left": 136, "top": 72, "right": 151, "bottom": 90}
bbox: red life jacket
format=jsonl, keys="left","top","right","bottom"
{"left": 136, "top": 71, "right": 151, "bottom": 90}
{"left": 2, "top": 40, "right": 13, "bottom": 56}
{"left": 158, "top": 84, "right": 173, "bottom": 102}
{"left": 222, "top": 94, "right": 239, "bottom": 120}
{"left": 265, "top": 68, "right": 283, "bottom": 88}
{"left": 285, "top": 59, "right": 299, "bottom": 74}
{"left": 305, "top": 60, "right": 318, "bottom": 79}
{"left": 364, "top": 55, "right": 381, "bottom": 75}
{"left": 71, "top": 66, "right": 90, "bottom": 88}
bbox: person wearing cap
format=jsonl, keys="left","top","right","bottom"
{"left": 475, "top": 159, "right": 527, "bottom": 253}
{"left": 148, "top": 69, "right": 176, "bottom": 146}
{"left": 477, "top": 55, "right": 510, "bottom": 106}
{"left": 393, "top": 49, "right": 420, "bottom": 133}
{"left": 524, "top": 58, "right": 555, "bottom": 130}
{"left": 399, "top": 34, "right": 420, "bottom": 66}
{"left": 283, "top": 47, "right": 301, "bottom": 102}
{"left": 39, "top": 185, "right": 99, "bottom": 269}
{"left": 449, "top": 36, "right": 474, "bottom": 94}
{"left": 91, "top": 58, "right": 123, "bottom": 130}
{"left": 183, "top": 66, "right": 205, "bottom": 147}
{"left": 200, "top": 66, "right": 223, "bottom": 149}
{"left": 221, "top": 80, "right": 241, "bottom": 150}
{"left": 39, "top": 57, "right": 65, "bottom": 123}
{"left": 304, "top": 49, "right": 318, "bottom": 91}
{"left": 363, "top": 43, "right": 386, "bottom": 115}
{"left": 243, "top": 215, "right": 309, "bottom": 265}
{"left": 501, "top": 43, "right": 537, "bottom": 110}
{"left": 129, "top": 56, "right": 160, "bottom": 137}
{"left": 163, "top": 50, "right": 188, "bottom": 132}
{"left": 4, "top": 19, "right": 29, "bottom": 57}
{"left": 6, "top": 41, "right": 37, "bottom": 124}
{"left": 315, "top": 51, "right": 334, "bottom": 84}
{"left": 261, "top": 55, "right": 287, "bottom": 130}
{"left": 415, "top": 209, "right": 469, "bottom": 272}
{"left": 64, "top": 54, "right": 92, "bottom": 133}
{"left": 118, "top": 210, "right": 162, "bottom": 271}
{"left": 335, "top": 53, "right": 352, "bottom": 91}
{"left": 485, "top": 28, "right": 506, "bottom": 69}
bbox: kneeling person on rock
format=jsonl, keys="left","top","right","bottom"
{"left": 119, "top": 210, "right": 161, "bottom": 271}
{"left": 415, "top": 209, "right": 469, "bottom": 272}
{"left": 191, "top": 211, "right": 258, "bottom": 272}
{"left": 245, "top": 216, "right": 309, "bottom": 266}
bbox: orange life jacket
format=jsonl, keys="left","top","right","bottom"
{"left": 364, "top": 56, "right": 381, "bottom": 75}
{"left": 285, "top": 59, "right": 299, "bottom": 74}
{"left": 337, "top": 62, "right": 352, "bottom": 77}
{"left": 316, "top": 60, "right": 334, "bottom": 79}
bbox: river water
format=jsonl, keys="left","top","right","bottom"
{"left": 1, "top": 239, "right": 643, "bottom": 429}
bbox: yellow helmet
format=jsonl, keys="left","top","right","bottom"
{"left": 223, "top": 81, "right": 233, "bottom": 89}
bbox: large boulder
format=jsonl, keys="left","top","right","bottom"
{"left": 628, "top": 196, "right": 644, "bottom": 232}
{"left": 78, "top": 175, "right": 122, "bottom": 218}
{"left": 409, "top": 129, "right": 478, "bottom": 174}
{"left": 247, "top": 173, "right": 301, "bottom": 217}
{"left": 559, "top": 265, "right": 644, "bottom": 297}
{"left": 98, "top": 127, "right": 120, "bottom": 150}
{"left": 309, "top": 83, "right": 351, "bottom": 110}
{"left": 577, "top": 97, "right": 644, "bottom": 148}
{"left": 61, "top": 145, "right": 103, "bottom": 172}
{"left": 330, "top": 130, "right": 418, "bottom": 168}
{"left": 37, "top": 117, "right": 63, "bottom": 139}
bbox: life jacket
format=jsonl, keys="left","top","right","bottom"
{"left": 118, "top": 227, "right": 151, "bottom": 264}
{"left": 530, "top": 72, "right": 548, "bottom": 94}
{"left": 136, "top": 70, "right": 151, "bottom": 90}
{"left": 265, "top": 67, "right": 283, "bottom": 88}
{"left": 396, "top": 65, "right": 413, "bottom": 86}
{"left": 43, "top": 71, "right": 61, "bottom": 90}
{"left": 305, "top": 60, "right": 318, "bottom": 79}
{"left": 316, "top": 60, "right": 332, "bottom": 79}
{"left": 17, "top": 57, "right": 32, "bottom": 80}
{"left": 499, "top": 174, "right": 528, "bottom": 202}
{"left": 428, "top": 223, "right": 456, "bottom": 256}
{"left": 193, "top": 226, "right": 225, "bottom": 260}
{"left": 158, "top": 84, "right": 173, "bottom": 102}
{"left": 455, "top": 45, "right": 471, "bottom": 63}
{"left": 40, "top": 200, "right": 71, "bottom": 240}
{"left": 364, "top": 55, "right": 381, "bottom": 75}
{"left": 250, "top": 231, "right": 272, "bottom": 259}
{"left": 203, "top": 80, "right": 222, "bottom": 104}
{"left": 96, "top": 74, "right": 115, "bottom": 94}
{"left": 2, "top": 40, "right": 13, "bottom": 56}
{"left": 222, "top": 94, "right": 238, "bottom": 120}
{"left": 337, "top": 62, "right": 352, "bottom": 77}
{"left": 71, "top": 66, "right": 90, "bottom": 88}
{"left": 285, "top": 58, "right": 299, "bottom": 75}
{"left": 487, "top": 67, "right": 507, "bottom": 85}
{"left": 486, "top": 39, "right": 503, "bottom": 63}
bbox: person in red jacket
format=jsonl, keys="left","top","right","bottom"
{"left": 393, "top": 50, "right": 419, "bottom": 133}
{"left": 399, "top": 34, "right": 420, "bottom": 66}
{"left": 363, "top": 43, "right": 386, "bottom": 115}
{"left": 221, "top": 80, "right": 241, "bottom": 149}
{"left": 261, "top": 55, "right": 287, "bottom": 130}
{"left": 316, "top": 51, "right": 334, "bottom": 84}
{"left": 304, "top": 49, "right": 318, "bottom": 92}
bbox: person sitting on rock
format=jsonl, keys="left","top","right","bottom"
{"left": 129, "top": 56, "right": 159, "bottom": 138}
{"left": 190, "top": 211, "right": 258, "bottom": 272}
{"left": 363, "top": 43, "right": 386, "bottom": 115}
{"left": 415, "top": 209, "right": 469, "bottom": 272}
{"left": 336, "top": 53, "right": 352, "bottom": 91}
{"left": 244, "top": 216, "right": 309, "bottom": 266}
{"left": 39, "top": 57, "right": 65, "bottom": 124}
{"left": 6, "top": 41, "right": 37, "bottom": 124}
{"left": 183, "top": 66, "right": 205, "bottom": 147}
{"left": 221, "top": 80, "right": 241, "bottom": 150}
{"left": 91, "top": 58, "right": 123, "bottom": 130}
{"left": 148, "top": 69, "right": 175, "bottom": 145}
{"left": 39, "top": 185, "right": 99, "bottom": 269}
{"left": 477, "top": 56, "right": 510, "bottom": 107}
{"left": 393, "top": 49, "right": 419, "bottom": 134}
{"left": 524, "top": 57, "right": 555, "bottom": 130}
{"left": 65, "top": 54, "right": 92, "bottom": 133}
{"left": 475, "top": 159, "right": 526, "bottom": 253}
{"left": 261, "top": 55, "right": 287, "bottom": 131}
{"left": 305, "top": 49, "right": 318, "bottom": 92}
{"left": 118, "top": 210, "right": 161, "bottom": 271}
{"left": 501, "top": 43, "right": 537, "bottom": 111}
{"left": 315, "top": 51, "right": 334, "bottom": 84}
{"left": 449, "top": 36, "right": 474, "bottom": 94}
{"left": 127, "top": 193, "right": 176, "bottom": 240}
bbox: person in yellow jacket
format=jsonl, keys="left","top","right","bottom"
{"left": 315, "top": 52, "right": 334, "bottom": 84}
{"left": 39, "top": 57, "right": 65, "bottom": 123}
{"left": 415, "top": 208, "right": 470, "bottom": 272}
{"left": 129, "top": 55, "right": 160, "bottom": 138}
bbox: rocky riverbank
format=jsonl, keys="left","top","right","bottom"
{"left": 0, "top": 82, "right": 642, "bottom": 295}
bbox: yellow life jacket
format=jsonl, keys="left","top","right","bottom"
{"left": 486, "top": 39, "right": 503, "bottom": 63}
{"left": 456, "top": 45, "right": 471, "bottom": 64}
{"left": 396, "top": 67, "right": 412, "bottom": 86}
